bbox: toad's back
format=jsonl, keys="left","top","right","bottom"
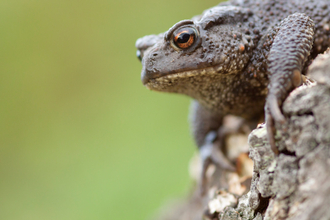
{"left": 228, "top": 0, "right": 330, "bottom": 54}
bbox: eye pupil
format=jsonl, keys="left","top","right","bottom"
{"left": 177, "top": 33, "right": 191, "bottom": 43}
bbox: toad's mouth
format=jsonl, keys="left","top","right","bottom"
{"left": 143, "top": 64, "right": 235, "bottom": 92}
{"left": 145, "top": 67, "right": 214, "bottom": 89}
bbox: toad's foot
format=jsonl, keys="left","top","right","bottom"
{"left": 199, "top": 131, "right": 236, "bottom": 196}
{"left": 266, "top": 13, "right": 314, "bottom": 153}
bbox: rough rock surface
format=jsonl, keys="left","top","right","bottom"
{"left": 153, "top": 50, "right": 330, "bottom": 220}
{"left": 221, "top": 48, "right": 330, "bottom": 220}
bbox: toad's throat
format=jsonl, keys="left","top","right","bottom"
{"left": 145, "top": 64, "right": 267, "bottom": 116}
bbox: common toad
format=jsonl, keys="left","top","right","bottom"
{"left": 136, "top": 0, "right": 330, "bottom": 193}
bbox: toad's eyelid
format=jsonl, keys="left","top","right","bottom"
{"left": 164, "top": 20, "right": 194, "bottom": 41}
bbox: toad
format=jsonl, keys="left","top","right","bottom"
{"left": 136, "top": 0, "right": 330, "bottom": 192}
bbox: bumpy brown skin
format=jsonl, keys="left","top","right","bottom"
{"left": 136, "top": 0, "right": 330, "bottom": 191}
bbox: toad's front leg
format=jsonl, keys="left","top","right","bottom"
{"left": 266, "top": 13, "right": 315, "bottom": 154}
{"left": 191, "top": 101, "right": 238, "bottom": 195}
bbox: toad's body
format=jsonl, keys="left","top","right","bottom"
{"left": 136, "top": 0, "right": 330, "bottom": 187}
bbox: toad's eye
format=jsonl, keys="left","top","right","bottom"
{"left": 136, "top": 50, "right": 142, "bottom": 61}
{"left": 173, "top": 27, "right": 197, "bottom": 49}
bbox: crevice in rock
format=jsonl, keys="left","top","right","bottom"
{"left": 279, "top": 149, "right": 296, "bottom": 156}
{"left": 296, "top": 111, "right": 314, "bottom": 117}
{"left": 255, "top": 194, "right": 271, "bottom": 215}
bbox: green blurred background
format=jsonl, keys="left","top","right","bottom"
{"left": 0, "top": 0, "right": 220, "bottom": 219}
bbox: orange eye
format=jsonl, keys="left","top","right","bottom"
{"left": 173, "top": 27, "right": 196, "bottom": 49}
